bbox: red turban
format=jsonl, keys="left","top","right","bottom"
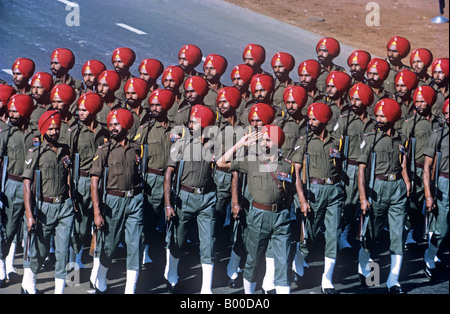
{"left": 432, "top": 58, "right": 449, "bottom": 78}
{"left": 374, "top": 99, "right": 402, "bottom": 123}
{"left": 349, "top": 83, "right": 374, "bottom": 107}
{"left": 248, "top": 103, "right": 275, "bottom": 125}
{"left": 148, "top": 89, "right": 175, "bottom": 111}
{"left": 124, "top": 78, "right": 148, "bottom": 100}
{"left": 107, "top": 108, "right": 134, "bottom": 131}
{"left": 395, "top": 69, "right": 419, "bottom": 91}
{"left": 443, "top": 99, "right": 449, "bottom": 114}
{"left": 413, "top": 85, "right": 436, "bottom": 107}
{"left": 307, "top": 103, "right": 332, "bottom": 124}
{"left": 38, "top": 110, "right": 61, "bottom": 135}
{"left": 231, "top": 64, "right": 254, "bottom": 84}
{"left": 31, "top": 72, "right": 54, "bottom": 92}
{"left": 347, "top": 50, "right": 372, "bottom": 70}
{"left": 250, "top": 74, "right": 274, "bottom": 95}
{"left": 139, "top": 59, "right": 164, "bottom": 79}
{"left": 112, "top": 47, "right": 136, "bottom": 67}
{"left": 387, "top": 36, "right": 411, "bottom": 58}
{"left": 82, "top": 60, "right": 106, "bottom": 78}
{"left": 179, "top": 44, "right": 203, "bottom": 67}
{"left": 77, "top": 92, "right": 103, "bottom": 115}
{"left": 326, "top": 71, "right": 352, "bottom": 93}
{"left": 0, "top": 85, "right": 15, "bottom": 105}
{"left": 298, "top": 59, "right": 321, "bottom": 79}
{"left": 316, "top": 37, "right": 341, "bottom": 58}
{"left": 410, "top": 48, "right": 433, "bottom": 68}
{"left": 51, "top": 48, "right": 75, "bottom": 69}
{"left": 203, "top": 54, "right": 228, "bottom": 76}
{"left": 283, "top": 85, "right": 307, "bottom": 109}
{"left": 184, "top": 76, "right": 209, "bottom": 98}
{"left": 51, "top": 84, "right": 76, "bottom": 105}
{"left": 190, "top": 105, "right": 216, "bottom": 128}
{"left": 262, "top": 124, "right": 285, "bottom": 147}
{"left": 162, "top": 66, "right": 184, "bottom": 86}
{"left": 243, "top": 44, "right": 266, "bottom": 65}
{"left": 98, "top": 70, "right": 121, "bottom": 92}
{"left": 12, "top": 58, "right": 35, "bottom": 79}
{"left": 7, "top": 94, "right": 33, "bottom": 118}
{"left": 367, "top": 58, "right": 390, "bottom": 81}
{"left": 217, "top": 86, "right": 242, "bottom": 109}
{"left": 271, "top": 52, "right": 295, "bottom": 72}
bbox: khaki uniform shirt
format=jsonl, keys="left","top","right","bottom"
{"left": 316, "top": 63, "right": 346, "bottom": 95}
{"left": 423, "top": 125, "right": 449, "bottom": 174}
{"left": 276, "top": 114, "right": 308, "bottom": 160}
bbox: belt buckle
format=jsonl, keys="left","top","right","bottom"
{"left": 194, "top": 187, "right": 203, "bottom": 195}
{"left": 125, "top": 190, "right": 133, "bottom": 198}
{"left": 388, "top": 174, "right": 396, "bottom": 181}
{"left": 326, "top": 177, "right": 333, "bottom": 185}
{"left": 272, "top": 204, "right": 278, "bottom": 212}
{"left": 54, "top": 196, "right": 61, "bottom": 204}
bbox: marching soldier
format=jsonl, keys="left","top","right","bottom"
{"left": 231, "top": 64, "right": 254, "bottom": 106}
{"left": 134, "top": 89, "right": 175, "bottom": 266}
{"left": 271, "top": 52, "right": 297, "bottom": 115}
{"left": 423, "top": 99, "right": 449, "bottom": 280}
{"left": 67, "top": 92, "right": 108, "bottom": 271}
{"left": 325, "top": 70, "right": 352, "bottom": 132}
{"left": 347, "top": 50, "right": 371, "bottom": 86}
{"left": 238, "top": 74, "right": 275, "bottom": 123}
{"left": 51, "top": 48, "right": 84, "bottom": 98}
{"left": 96, "top": 70, "right": 123, "bottom": 128}
{"left": 81, "top": 60, "right": 106, "bottom": 94}
{"left": 21, "top": 110, "right": 74, "bottom": 294}
{"left": 366, "top": 58, "right": 391, "bottom": 117}
{"left": 162, "top": 65, "right": 184, "bottom": 117}
{"left": 315, "top": 37, "right": 346, "bottom": 94}
{"left": 164, "top": 105, "right": 217, "bottom": 294}
{"left": 11, "top": 58, "right": 35, "bottom": 96}
{"left": 217, "top": 124, "right": 294, "bottom": 294}
{"left": 90, "top": 108, "right": 144, "bottom": 294}
{"left": 123, "top": 77, "right": 150, "bottom": 140}
{"left": 0, "top": 85, "right": 15, "bottom": 127}
{"left": 138, "top": 58, "right": 164, "bottom": 105}
{"left": 402, "top": 86, "right": 440, "bottom": 246}
{"left": 203, "top": 54, "right": 228, "bottom": 111}
{"left": 292, "top": 103, "right": 344, "bottom": 294}
{"left": 177, "top": 44, "right": 204, "bottom": 99}
{"left": 410, "top": 48, "right": 434, "bottom": 87}
{"left": 0, "top": 94, "right": 37, "bottom": 286}
{"left": 50, "top": 84, "right": 77, "bottom": 144}
{"left": 430, "top": 58, "right": 449, "bottom": 117}
{"left": 30, "top": 72, "right": 54, "bottom": 129}
{"left": 242, "top": 43, "right": 270, "bottom": 76}
{"left": 357, "top": 98, "right": 409, "bottom": 294}
{"left": 297, "top": 59, "right": 327, "bottom": 116}
{"left": 333, "top": 83, "right": 376, "bottom": 250}
{"left": 111, "top": 47, "right": 136, "bottom": 103}
{"left": 393, "top": 69, "right": 419, "bottom": 131}
{"left": 384, "top": 36, "right": 412, "bottom": 96}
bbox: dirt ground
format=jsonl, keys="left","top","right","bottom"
{"left": 225, "top": 0, "right": 449, "bottom": 60}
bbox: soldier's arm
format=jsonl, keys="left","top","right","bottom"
{"left": 401, "top": 147, "right": 411, "bottom": 197}
{"left": 357, "top": 163, "right": 370, "bottom": 214}
{"left": 23, "top": 179, "right": 34, "bottom": 232}
{"left": 164, "top": 166, "right": 176, "bottom": 221}
{"left": 294, "top": 162, "right": 310, "bottom": 215}
{"left": 423, "top": 156, "right": 435, "bottom": 211}
{"left": 216, "top": 131, "right": 260, "bottom": 169}
{"left": 91, "top": 175, "right": 104, "bottom": 229}
{"left": 231, "top": 171, "right": 241, "bottom": 220}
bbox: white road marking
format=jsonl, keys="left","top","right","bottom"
{"left": 57, "top": 0, "right": 79, "bottom": 7}
{"left": 2, "top": 69, "right": 13, "bottom": 76}
{"left": 115, "top": 23, "right": 147, "bottom": 35}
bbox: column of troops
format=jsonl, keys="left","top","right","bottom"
{"left": 0, "top": 35, "right": 448, "bottom": 294}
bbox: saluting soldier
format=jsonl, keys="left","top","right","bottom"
{"left": 347, "top": 50, "right": 371, "bottom": 86}
{"left": 217, "top": 124, "right": 294, "bottom": 294}
{"left": 111, "top": 47, "right": 136, "bottom": 103}
{"left": 203, "top": 54, "right": 228, "bottom": 111}
{"left": 423, "top": 99, "right": 449, "bottom": 280}
{"left": 11, "top": 58, "right": 35, "bottom": 96}
{"left": 134, "top": 89, "right": 175, "bottom": 266}
{"left": 89, "top": 108, "right": 143, "bottom": 294}
{"left": 124, "top": 77, "right": 150, "bottom": 140}
{"left": 333, "top": 83, "right": 376, "bottom": 250}
{"left": 297, "top": 59, "right": 327, "bottom": 116}
{"left": 271, "top": 52, "right": 297, "bottom": 115}
{"left": 410, "top": 48, "right": 434, "bottom": 87}
{"left": 96, "top": 70, "right": 123, "bottom": 128}
{"left": 393, "top": 69, "right": 419, "bottom": 131}
{"left": 164, "top": 105, "right": 217, "bottom": 294}
{"left": 402, "top": 86, "right": 440, "bottom": 246}
{"left": 366, "top": 58, "right": 391, "bottom": 117}
{"left": 357, "top": 98, "right": 409, "bottom": 294}
{"left": 292, "top": 103, "right": 343, "bottom": 294}
{"left": 430, "top": 58, "right": 449, "bottom": 117}
{"left": 325, "top": 70, "right": 352, "bottom": 133}
{"left": 81, "top": 60, "right": 106, "bottom": 94}
{"left": 21, "top": 111, "right": 74, "bottom": 294}
{"left": 0, "top": 94, "right": 37, "bottom": 286}
{"left": 384, "top": 36, "right": 412, "bottom": 96}
{"left": 315, "top": 37, "right": 346, "bottom": 95}
{"left": 29, "top": 72, "right": 54, "bottom": 130}
{"left": 67, "top": 92, "right": 108, "bottom": 271}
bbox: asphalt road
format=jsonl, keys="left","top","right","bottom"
{"left": 1, "top": 0, "right": 358, "bottom": 86}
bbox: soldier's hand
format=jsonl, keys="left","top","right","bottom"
{"left": 165, "top": 206, "right": 176, "bottom": 221}
{"left": 360, "top": 199, "right": 371, "bottom": 215}
{"left": 300, "top": 202, "right": 310, "bottom": 217}
{"left": 240, "top": 131, "right": 261, "bottom": 147}
{"left": 425, "top": 197, "right": 435, "bottom": 213}
{"left": 232, "top": 204, "right": 242, "bottom": 220}
{"left": 26, "top": 217, "right": 36, "bottom": 233}
{"left": 94, "top": 214, "right": 105, "bottom": 230}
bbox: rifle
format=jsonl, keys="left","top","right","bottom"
{"left": 24, "top": 137, "right": 42, "bottom": 262}
{"left": 299, "top": 121, "right": 311, "bottom": 245}
{"left": 407, "top": 113, "right": 418, "bottom": 197}
{"left": 423, "top": 123, "right": 445, "bottom": 240}
{"left": 358, "top": 126, "right": 378, "bottom": 242}
{"left": 165, "top": 159, "right": 184, "bottom": 245}
{"left": 1, "top": 124, "right": 12, "bottom": 197}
